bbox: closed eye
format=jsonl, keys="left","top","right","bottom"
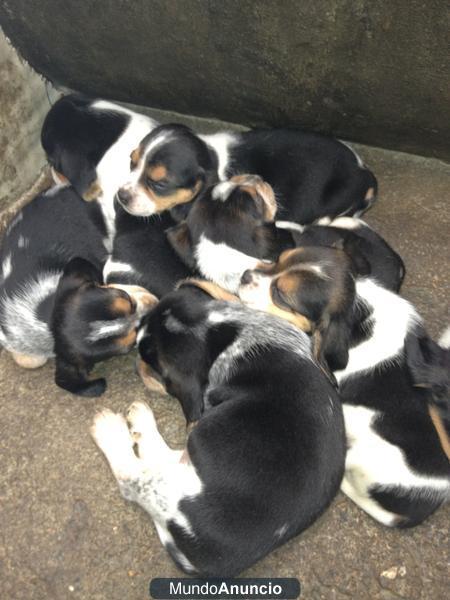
{"left": 146, "top": 178, "right": 167, "bottom": 192}
{"left": 271, "top": 281, "right": 294, "bottom": 311}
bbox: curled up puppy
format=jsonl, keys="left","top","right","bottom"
{"left": 238, "top": 244, "right": 450, "bottom": 526}
{"left": 91, "top": 282, "right": 346, "bottom": 576}
{"left": 0, "top": 186, "right": 157, "bottom": 396}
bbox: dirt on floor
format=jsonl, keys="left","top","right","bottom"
{"left": 0, "top": 145, "right": 449, "bottom": 600}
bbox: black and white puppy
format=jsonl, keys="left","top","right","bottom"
{"left": 41, "top": 93, "right": 157, "bottom": 247}
{"left": 103, "top": 204, "right": 193, "bottom": 298}
{"left": 116, "top": 123, "right": 377, "bottom": 223}
{"left": 0, "top": 186, "right": 156, "bottom": 395}
{"left": 167, "top": 175, "right": 295, "bottom": 292}
{"left": 238, "top": 248, "right": 450, "bottom": 527}
{"left": 91, "top": 285, "right": 346, "bottom": 576}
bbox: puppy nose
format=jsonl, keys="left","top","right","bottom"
{"left": 241, "top": 270, "right": 253, "bottom": 285}
{"left": 117, "top": 188, "right": 131, "bottom": 206}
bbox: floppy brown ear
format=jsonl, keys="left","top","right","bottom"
{"left": 166, "top": 222, "right": 196, "bottom": 269}
{"left": 312, "top": 314, "right": 351, "bottom": 374}
{"left": 231, "top": 174, "right": 277, "bottom": 222}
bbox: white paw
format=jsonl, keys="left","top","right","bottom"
{"left": 91, "top": 409, "right": 132, "bottom": 453}
{"left": 126, "top": 401, "right": 157, "bottom": 440}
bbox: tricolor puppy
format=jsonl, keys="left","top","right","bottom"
{"left": 103, "top": 204, "right": 194, "bottom": 298}
{"left": 41, "top": 93, "right": 157, "bottom": 246}
{"left": 116, "top": 123, "right": 377, "bottom": 223}
{"left": 289, "top": 216, "right": 405, "bottom": 292}
{"left": 91, "top": 284, "right": 346, "bottom": 576}
{"left": 166, "top": 175, "right": 295, "bottom": 293}
{"left": 0, "top": 186, "right": 156, "bottom": 396}
{"left": 238, "top": 248, "right": 450, "bottom": 526}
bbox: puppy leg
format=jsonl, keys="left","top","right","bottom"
{"left": 94, "top": 402, "right": 201, "bottom": 573}
{"left": 11, "top": 352, "right": 48, "bottom": 369}
{"left": 91, "top": 409, "right": 144, "bottom": 499}
{"left": 126, "top": 400, "right": 182, "bottom": 463}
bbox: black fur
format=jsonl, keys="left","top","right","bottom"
{"left": 105, "top": 204, "right": 194, "bottom": 297}
{"left": 41, "top": 94, "right": 129, "bottom": 198}
{"left": 293, "top": 221, "right": 405, "bottom": 292}
{"left": 138, "top": 288, "right": 346, "bottom": 575}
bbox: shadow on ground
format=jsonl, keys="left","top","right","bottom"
{"left": 0, "top": 146, "right": 449, "bottom": 600}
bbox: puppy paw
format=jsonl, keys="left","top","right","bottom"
{"left": 126, "top": 401, "right": 156, "bottom": 441}
{"left": 91, "top": 409, "right": 131, "bottom": 453}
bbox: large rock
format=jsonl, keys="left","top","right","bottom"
{"left": 0, "top": 0, "right": 449, "bottom": 160}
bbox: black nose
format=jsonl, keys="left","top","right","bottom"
{"left": 117, "top": 188, "right": 131, "bottom": 206}
{"left": 241, "top": 270, "right": 253, "bottom": 285}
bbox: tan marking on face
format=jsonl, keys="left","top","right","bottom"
{"left": 148, "top": 163, "right": 168, "bottom": 181}
{"left": 116, "top": 329, "right": 137, "bottom": 348}
{"left": 141, "top": 179, "right": 203, "bottom": 212}
{"left": 178, "top": 279, "right": 240, "bottom": 302}
{"left": 130, "top": 147, "right": 142, "bottom": 169}
{"left": 275, "top": 272, "right": 301, "bottom": 295}
{"left": 266, "top": 302, "right": 312, "bottom": 332}
{"left": 110, "top": 296, "right": 133, "bottom": 316}
{"left": 82, "top": 180, "right": 102, "bottom": 202}
{"left": 136, "top": 358, "right": 167, "bottom": 394}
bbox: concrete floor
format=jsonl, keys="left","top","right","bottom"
{"left": 0, "top": 145, "right": 449, "bottom": 600}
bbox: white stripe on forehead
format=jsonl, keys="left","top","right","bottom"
{"left": 127, "top": 131, "right": 172, "bottom": 186}
{"left": 211, "top": 181, "right": 237, "bottom": 201}
{"left": 87, "top": 318, "right": 133, "bottom": 342}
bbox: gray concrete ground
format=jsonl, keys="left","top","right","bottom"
{"left": 0, "top": 145, "right": 449, "bottom": 600}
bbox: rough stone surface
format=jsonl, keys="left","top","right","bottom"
{"left": 0, "top": 30, "right": 57, "bottom": 210}
{"left": 1, "top": 1, "right": 449, "bottom": 160}
{"left": 0, "top": 143, "right": 449, "bottom": 599}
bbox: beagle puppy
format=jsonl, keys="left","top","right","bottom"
{"left": 91, "top": 283, "right": 346, "bottom": 575}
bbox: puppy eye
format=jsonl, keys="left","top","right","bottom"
{"left": 147, "top": 178, "right": 166, "bottom": 192}
{"left": 271, "top": 281, "right": 293, "bottom": 311}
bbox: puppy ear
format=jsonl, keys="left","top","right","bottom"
{"left": 231, "top": 174, "right": 277, "bottom": 222}
{"left": 166, "top": 222, "right": 196, "bottom": 269}
{"left": 61, "top": 257, "right": 103, "bottom": 286}
{"left": 54, "top": 356, "right": 106, "bottom": 397}
{"left": 336, "top": 236, "right": 371, "bottom": 277}
{"left": 405, "top": 331, "right": 450, "bottom": 412}
{"left": 313, "top": 314, "right": 351, "bottom": 374}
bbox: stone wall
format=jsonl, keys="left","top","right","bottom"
{"left": 0, "top": 1, "right": 449, "bottom": 160}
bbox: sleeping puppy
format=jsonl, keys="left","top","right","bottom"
{"left": 167, "top": 175, "right": 295, "bottom": 292}
{"left": 91, "top": 284, "right": 346, "bottom": 576}
{"left": 238, "top": 247, "right": 450, "bottom": 527}
{"left": 0, "top": 186, "right": 156, "bottom": 395}
{"left": 115, "top": 122, "right": 377, "bottom": 223}
{"left": 41, "top": 93, "right": 157, "bottom": 247}
{"left": 103, "top": 204, "right": 193, "bottom": 298}
{"left": 287, "top": 216, "right": 405, "bottom": 292}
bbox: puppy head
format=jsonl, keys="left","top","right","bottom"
{"left": 238, "top": 246, "right": 357, "bottom": 372}
{"left": 294, "top": 217, "right": 405, "bottom": 293}
{"left": 166, "top": 175, "right": 294, "bottom": 290}
{"left": 139, "top": 285, "right": 238, "bottom": 422}
{"left": 51, "top": 258, "right": 157, "bottom": 396}
{"left": 116, "top": 124, "right": 216, "bottom": 216}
